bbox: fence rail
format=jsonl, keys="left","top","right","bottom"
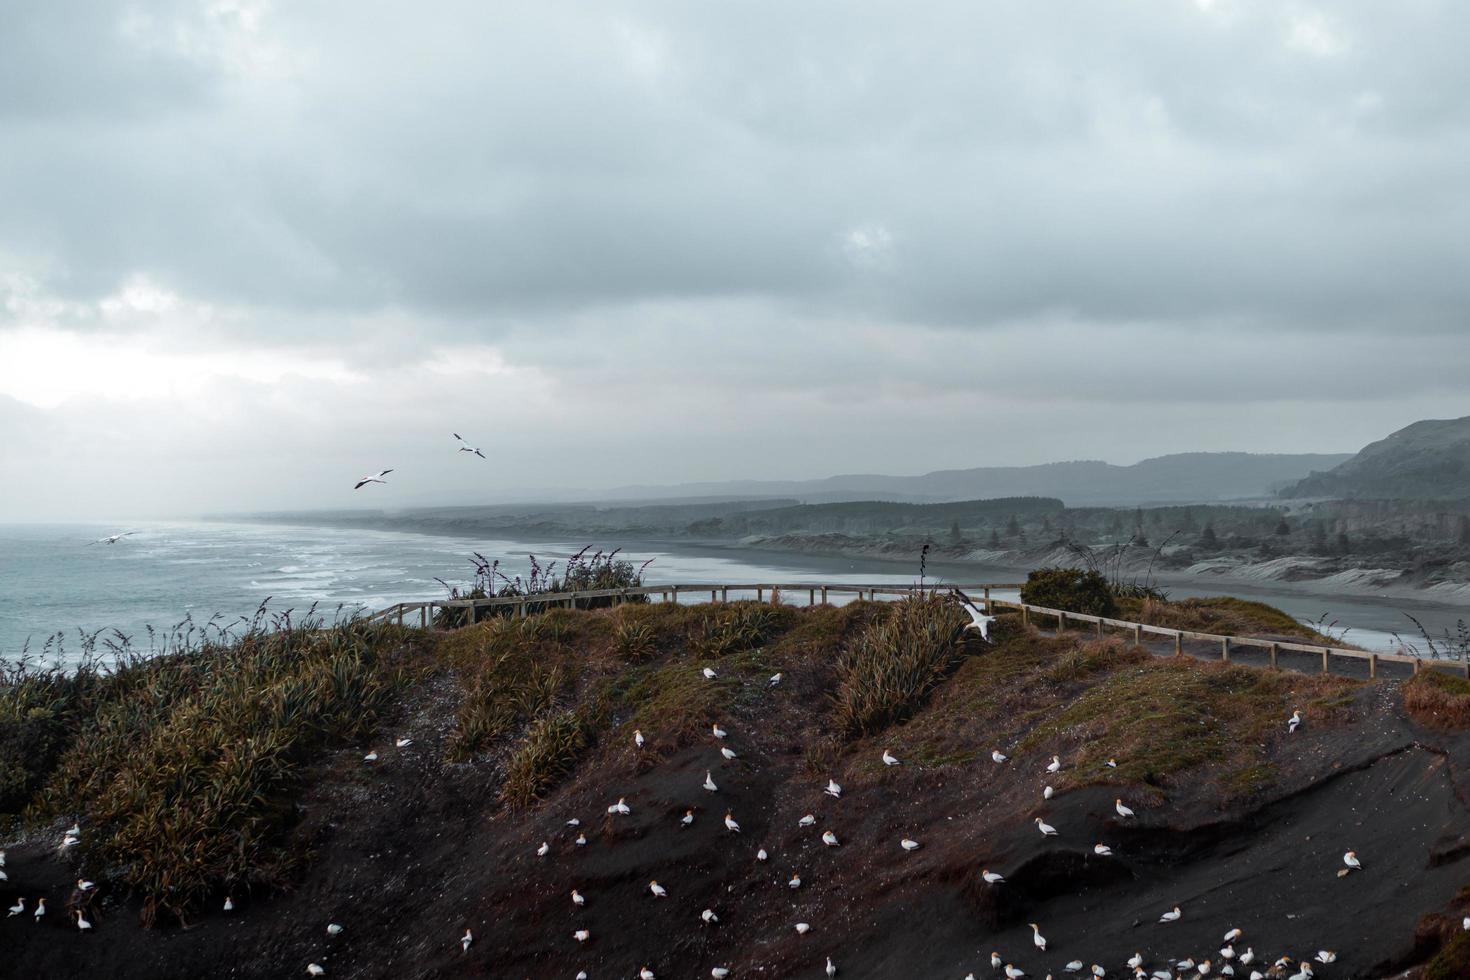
{"left": 366, "top": 581, "right": 1469, "bottom": 681}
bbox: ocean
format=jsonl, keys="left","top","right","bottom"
{"left": 0, "top": 520, "right": 1460, "bottom": 664}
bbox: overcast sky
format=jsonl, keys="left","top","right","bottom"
{"left": 2, "top": 0, "right": 1467, "bottom": 520}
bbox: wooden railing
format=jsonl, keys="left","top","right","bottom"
{"left": 365, "top": 581, "right": 1469, "bottom": 681}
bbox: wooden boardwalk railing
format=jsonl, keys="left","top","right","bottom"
{"left": 366, "top": 581, "right": 1469, "bottom": 681}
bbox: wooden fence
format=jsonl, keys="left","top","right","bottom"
{"left": 366, "top": 581, "right": 1469, "bottom": 681}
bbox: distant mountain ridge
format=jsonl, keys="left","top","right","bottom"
{"left": 1282, "top": 416, "right": 1470, "bottom": 500}
{"left": 600, "top": 451, "right": 1353, "bottom": 507}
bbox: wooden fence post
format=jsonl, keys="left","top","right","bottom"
{"left": 721, "top": 588, "right": 728, "bottom": 602}
{"left": 1173, "top": 631, "right": 1183, "bottom": 657}
{"left": 1368, "top": 653, "right": 1377, "bottom": 679}
{"left": 983, "top": 586, "right": 992, "bottom": 614}
{"left": 757, "top": 588, "right": 764, "bottom": 602}
{"left": 1133, "top": 624, "right": 1142, "bottom": 645}
{"left": 821, "top": 586, "right": 828, "bottom": 604}
{"left": 1022, "top": 606, "right": 1030, "bottom": 627}
{"left": 1096, "top": 618, "right": 1104, "bottom": 638}
{"left": 1269, "top": 643, "right": 1279, "bottom": 670}
{"left": 420, "top": 605, "right": 427, "bottom": 628}
{"left": 1057, "top": 611, "right": 1066, "bottom": 636}
{"left": 1221, "top": 637, "right": 1230, "bottom": 662}
{"left": 1321, "top": 648, "right": 1330, "bottom": 674}
{"left": 711, "top": 590, "right": 717, "bottom": 602}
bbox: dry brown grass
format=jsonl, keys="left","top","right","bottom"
{"left": 1118, "top": 596, "right": 1333, "bottom": 642}
{"left": 1403, "top": 670, "right": 1470, "bottom": 730}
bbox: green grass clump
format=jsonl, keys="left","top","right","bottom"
{"left": 692, "top": 603, "right": 791, "bottom": 658}
{"left": 1118, "top": 596, "right": 1330, "bottom": 641}
{"left": 1403, "top": 670, "right": 1470, "bottom": 730}
{"left": 831, "top": 595, "right": 968, "bottom": 740}
{"left": 502, "top": 710, "right": 589, "bottom": 808}
{"left": 1424, "top": 928, "right": 1470, "bottom": 980}
{"left": 30, "top": 619, "right": 416, "bottom": 926}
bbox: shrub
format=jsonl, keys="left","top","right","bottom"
{"left": 692, "top": 604, "right": 784, "bottom": 658}
{"left": 502, "top": 710, "right": 589, "bottom": 808}
{"left": 831, "top": 595, "right": 968, "bottom": 739}
{"left": 1020, "top": 567, "right": 1117, "bottom": 617}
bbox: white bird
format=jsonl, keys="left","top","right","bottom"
{"left": 1314, "top": 952, "right": 1335, "bottom": 965}
{"left": 0, "top": 869, "right": 8, "bottom": 881}
{"left": 1046, "top": 755, "right": 1062, "bottom": 773}
{"left": 1159, "top": 906, "right": 1182, "bottom": 923}
{"left": 1044, "top": 785, "right": 1054, "bottom": 800}
{"left": 537, "top": 841, "right": 550, "bottom": 857}
{"left": 1287, "top": 966, "right": 1312, "bottom": 980}
{"left": 1106, "top": 758, "right": 1118, "bottom": 768}
{"left": 825, "top": 779, "right": 842, "bottom": 798}
{"left": 712, "top": 724, "right": 728, "bottom": 739}
{"left": 1220, "top": 945, "right": 1235, "bottom": 959}
{"left": 572, "top": 889, "right": 585, "bottom": 906}
{"left": 882, "top": 749, "right": 901, "bottom": 766}
{"left": 712, "top": 969, "right": 730, "bottom": 979}
{"left": 1035, "top": 817, "right": 1058, "bottom": 837}
{"left": 34, "top": 898, "right": 45, "bottom": 921}
{"left": 991, "top": 750, "right": 1008, "bottom": 764}
{"left": 1094, "top": 843, "right": 1113, "bottom": 856}
{"left": 1065, "top": 964, "right": 1084, "bottom": 974}
{"left": 452, "top": 433, "right": 486, "bottom": 459}
{"left": 1030, "top": 922, "right": 1047, "bottom": 951}
{"left": 327, "top": 923, "right": 344, "bottom": 936}
{"left": 721, "top": 746, "right": 737, "bottom": 760}
{"left": 307, "top": 966, "right": 326, "bottom": 977}
{"left": 59, "top": 835, "right": 78, "bottom": 850}
{"left": 822, "top": 830, "right": 839, "bottom": 847}
{"left": 77, "top": 878, "right": 95, "bottom": 892}
{"left": 641, "top": 969, "right": 656, "bottom": 980}
{"left": 827, "top": 957, "right": 837, "bottom": 977}
{"left": 725, "top": 812, "right": 740, "bottom": 833}
{"left": 964, "top": 605, "right": 998, "bottom": 640}
{"left": 578, "top": 975, "right": 588, "bottom": 980}
{"left": 462, "top": 928, "right": 473, "bottom": 951}
{"left": 769, "top": 673, "right": 782, "bottom": 686}
{"left": 395, "top": 736, "right": 412, "bottom": 748}
{"left": 223, "top": 896, "right": 234, "bottom": 911}
{"left": 1196, "top": 962, "right": 1212, "bottom": 976}
{"left": 1223, "top": 928, "right": 1242, "bottom": 943}
{"left": 704, "top": 771, "right": 718, "bottom": 792}
{"left": 575, "top": 832, "right": 587, "bottom": 846}
{"left": 76, "top": 911, "right": 92, "bottom": 932}
{"left": 756, "top": 847, "right": 767, "bottom": 861}
{"left": 649, "top": 880, "right": 667, "bottom": 898}
{"left": 788, "top": 872, "right": 801, "bottom": 889}
{"left": 795, "top": 922, "right": 811, "bottom": 934}
{"left": 90, "top": 531, "right": 136, "bottom": 546}
{"left": 1115, "top": 798, "right": 1135, "bottom": 818}
{"left": 353, "top": 469, "right": 393, "bottom": 490}
{"left": 991, "top": 952, "right": 1003, "bottom": 970}
{"left": 566, "top": 817, "right": 581, "bottom": 827}
{"left": 1343, "top": 850, "right": 1362, "bottom": 871}
{"left": 799, "top": 814, "right": 816, "bottom": 827}
{"left": 981, "top": 869, "right": 1004, "bottom": 884}
{"left": 1288, "top": 709, "right": 1303, "bottom": 733}
{"left": 703, "top": 667, "right": 717, "bottom": 680}
{"left": 1463, "top": 915, "right": 1470, "bottom": 931}
{"left": 363, "top": 750, "right": 378, "bottom": 762}
{"left": 573, "top": 929, "right": 590, "bottom": 942}
{"left": 1128, "top": 954, "right": 1143, "bottom": 970}
{"left": 6, "top": 898, "right": 23, "bottom": 917}
{"left": 634, "top": 729, "right": 645, "bottom": 749}
{"left": 1005, "top": 966, "right": 1026, "bottom": 980}
{"left": 608, "top": 797, "right": 631, "bottom": 815}
{"left": 702, "top": 908, "right": 719, "bottom": 924}
{"left": 901, "top": 838, "right": 920, "bottom": 851}
{"left": 1238, "top": 949, "right": 1254, "bottom": 966}
{"left": 0, "top": 849, "right": 5, "bottom": 866}
{"left": 1092, "top": 965, "right": 1105, "bottom": 978}
{"left": 682, "top": 810, "right": 695, "bottom": 827}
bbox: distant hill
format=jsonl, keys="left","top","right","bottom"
{"left": 1282, "top": 416, "right": 1470, "bottom": 500}
{"left": 601, "top": 452, "right": 1353, "bottom": 507}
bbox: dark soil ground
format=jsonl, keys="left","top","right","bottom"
{"left": 4, "top": 602, "right": 1470, "bottom": 980}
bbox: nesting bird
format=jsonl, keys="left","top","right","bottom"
{"left": 462, "top": 929, "right": 474, "bottom": 952}
{"left": 608, "top": 797, "right": 631, "bottom": 815}
{"left": 395, "top": 737, "right": 412, "bottom": 748}
{"left": 363, "top": 751, "right": 378, "bottom": 763}
{"left": 1047, "top": 755, "right": 1062, "bottom": 773}
{"left": 575, "top": 832, "right": 587, "bottom": 846}
{"left": 756, "top": 847, "right": 768, "bottom": 861}
{"left": 1030, "top": 922, "right": 1047, "bottom": 951}
{"left": 648, "top": 880, "right": 667, "bottom": 898}
{"left": 573, "top": 929, "right": 590, "bottom": 942}
{"left": 6, "top": 897, "right": 24, "bottom": 917}
{"left": 640, "top": 968, "right": 656, "bottom": 980}
{"left": 76, "top": 911, "right": 92, "bottom": 932}
{"left": 901, "top": 838, "right": 921, "bottom": 851}
{"left": 1044, "top": 785, "right": 1055, "bottom": 800}
{"left": 1288, "top": 710, "right": 1303, "bottom": 734}
{"left": 33, "top": 898, "right": 45, "bottom": 922}
{"left": 827, "top": 957, "right": 838, "bottom": 977}
{"left": 327, "top": 923, "right": 344, "bottom": 936}
{"left": 1093, "top": 843, "right": 1113, "bottom": 857}
{"left": 1005, "top": 965, "right": 1026, "bottom": 979}
{"left": 704, "top": 771, "right": 718, "bottom": 792}
{"left": 1343, "top": 850, "right": 1362, "bottom": 872}
{"left": 799, "top": 814, "right": 816, "bottom": 827}
{"left": 788, "top": 872, "right": 802, "bottom": 889}
{"left": 1313, "top": 952, "right": 1335, "bottom": 965}
{"left": 724, "top": 812, "right": 741, "bottom": 833}
{"left": 822, "top": 830, "right": 840, "bottom": 847}
{"left": 634, "top": 729, "right": 645, "bottom": 749}
{"left": 712, "top": 969, "right": 731, "bottom": 979}
{"left": 795, "top": 922, "right": 811, "bottom": 934}
{"left": 702, "top": 908, "right": 718, "bottom": 924}
{"left": 825, "top": 778, "right": 842, "bottom": 798}
{"left": 712, "top": 724, "right": 728, "bottom": 739}
{"left": 981, "top": 869, "right": 1004, "bottom": 884}
{"left": 537, "top": 841, "right": 550, "bottom": 857}
{"left": 721, "top": 746, "right": 737, "bottom": 760}
{"left": 1035, "top": 817, "right": 1058, "bottom": 837}
{"left": 991, "top": 750, "right": 1008, "bottom": 764}
{"left": 1159, "top": 906, "right": 1182, "bottom": 923}
{"left": 223, "top": 896, "right": 234, "bottom": 912}
{"left": 1115, "top": 798, "right": 1135, "bottom": 818}
{"left": 769, "top": 673, "right": 782, "bottom": 686}
{"left": 703, "top": 667, "right": 717, "bottom": 680}
{"left": 571, "top": 889, "right": 585, "bottom": 907}
{"left": 307, "top": 965, "right": 326, "bottom": 977}
{"left": 681, "top": 810, "right": 695, "bottom": 827}
{"left": 882, "top": 749, "right": 901, "bottom": 766}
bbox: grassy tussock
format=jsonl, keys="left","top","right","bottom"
{"left": 1403, "top": 670, "right": 1470, "bottom": 730}
{"left": 831, "top": 595, "right": 968, "bottom": 740}
{"left": 1045, "top": 638, "right": 1149, "bottom": 683}
{"left": 692, "top": 603, "right": 792, "bottom": 658}
{"left": 502, "top": 710, "right": 589, "bottom": 808}
{"left": 30, "top": 620, "right": 416, "bottom": 926}
{"left": 1119, "top": 596, "right": 1330, "bottom": 641}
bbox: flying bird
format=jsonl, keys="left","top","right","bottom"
{"left": 882, "top": 749, "right": 901, "bottom": 766}
{"left": 353, "top": 469, "right": 393, "bottom": 490}
{"left": 90, "top": 531, "right": 136, "bottom": 546}
{"left": 963, "top": 605, "right": 998, "bottom": 640}
{"left": 453, "top": 433, "right": 486, "bottom": 459}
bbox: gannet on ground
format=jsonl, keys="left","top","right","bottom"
{"left": 1115, "top": 798, "right": 1135, "bottom": 818}
{"left": 712, "top": 724, "right": 728, "bottom": 739}
{"left": 572, "top": 889, "right": 585, "bottom": 906}
{"left": 6, "top": 898, "right": 23, "bottom": 917}
{"left": 327, "top": 923, "right": 343, "bottom": 936}
{"left": 795, "top": 922, "right": 811, "bottom": 934}
{"left": 1030, "top": 922, "right": 1047, "bottom": 951}
{"left": 822, "top": 830, "right": 840, "bottom": 847}
{"left": 1288, "top": 710, "right": 1302, "bottom": 734}
{"left": 60, "top": 835, "right": 79, "bottom": 850}
{"left": 682, "top": 809, "right": 695, "bottom": 827}
{"left": 1106, "top": 758, "right": 1118, "bottom": 768}
{"left": 641, "top": 968, "right": 656, "bottom": 980}
{"left": 608, "top": 797, "right": 631, "bottom": 815}
{"left": 1044, "top": 785, "right": 1054, "bottom": 800}
{"left": 712, "top": 969, "right": 731, "bottom": 979}
{"left": 901, "top": 838, "right": 920, "bottom": 851}
{"left": 76, "top": 911, "right": 92, "bottom": 932}
{"left": 1005, "top": 965, "right": 1026, "bottom": 979}
{"left": 1159, "top": 906, "right": 1182, "bottom": 923}
{"left": 725, "top": 812, "right": 741, "bottom": 833}
{"left": 77, "top": 878, "right": 95, "bottom": 891}
{"left": 702, "top": 908, "right": 718, "bottom": 924}
{"left": 757, "top": 847, "right": 768, "bottom": 861}
{"left": 704, "top": 771, "right": 718, "bottom": 792}
{"left": 395, "top": 737, "right": 412, "bottom": 748}
{"left": 1047, "top": 755, "right": 1062, "bottom": 773}
{"left": 353, "top": 469, "right": 393, "bottom": 490}
{"left": 1092, "top": 968, "right": 1105, "bottom": 978}
{"left": 1063, "top": 963, "right": 1084, "bottom": 974}
{"left": 536, "top": 840, "right": 551, "bottom": 856}
{"left": 1343, "top": 850, "right": 1362, "bottom": 871}
{"left": 799, "top": 814, "right": 816, "bottom": 827}
{"left": 981, "top": 869, "right": 1004, "bottom": 884}
{"left": 788, "top": 872, "right": 801, "bottom": 888}
{"left": 1035, "top": 817, "right": 1058, "bottom": 836}
{"left": 1463, "top": 915, "right": 1469, "bottom": 930}
{"left": 33, "top": 898, "right": 45, "bottom": 921}
{"left": 1287, "top": 965, "right": 1312, "bottom": 980}
{"left": 363, "top": 750, "right": 378, "bottom": 762}
{"left": 827, "top": 957, "right": 837, "bottom": 977}
{"left": 770, "top": 673, "right": 782, "bottom": 686}
{"left": 575, "top": 832, "right": 587, "bottom": 846}
{"left": 992, "top": 750, "right": 1008, "bottom": 764}
{"left": 1313, "top": 952, "right": 1335, "bottom": 965}
{"left": 1223, "top": 928, "right": 1242, "bottom": 942}
{"left": 1219, "top": 945, "right": 1234, "bottom": 959}
{"left": 461, "top": 929, "right": 473, "bottom": 951}
{"left": 721, "top": 746, "right": 737, "bottom": 760}
{"left": 634, "top": 729, "right": 645, "bottom": 748}
{"left": 1237, "top": 949, "right": 1254, "bottom": 966}
{"left": 574, "top": 929, "right": 590, "bottom": 942}
{"left": 703, "top": 667, "right": 717, "bottom": 680}
{"left": 883, "top": 749, "right": 901, "bottom": 765}
{"left": 1128, "top": 954, "right": 1143, "bottom": 970}
{"left": 649, "top": 880, "right": 667, "bottom": 898}
{"left": 307, "top": 965, "right": 326, "bottom": 977}
{"left": 0, "top": 849, "right": 5, "bottom": 865}
{"left": 825, "top": 779, "right": 842, "bottom": 798}
{"left": 1093, "top": 843, "right": 1113, "bottom": 856}
{"left": 223, "top": 896, "right": 234, "bottom": 911}
{"left": 566, "top": 817, "right": 581, "bottom": 827}
{"left": 1195, "top": 961, "right": 1211, "bottom": 976}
